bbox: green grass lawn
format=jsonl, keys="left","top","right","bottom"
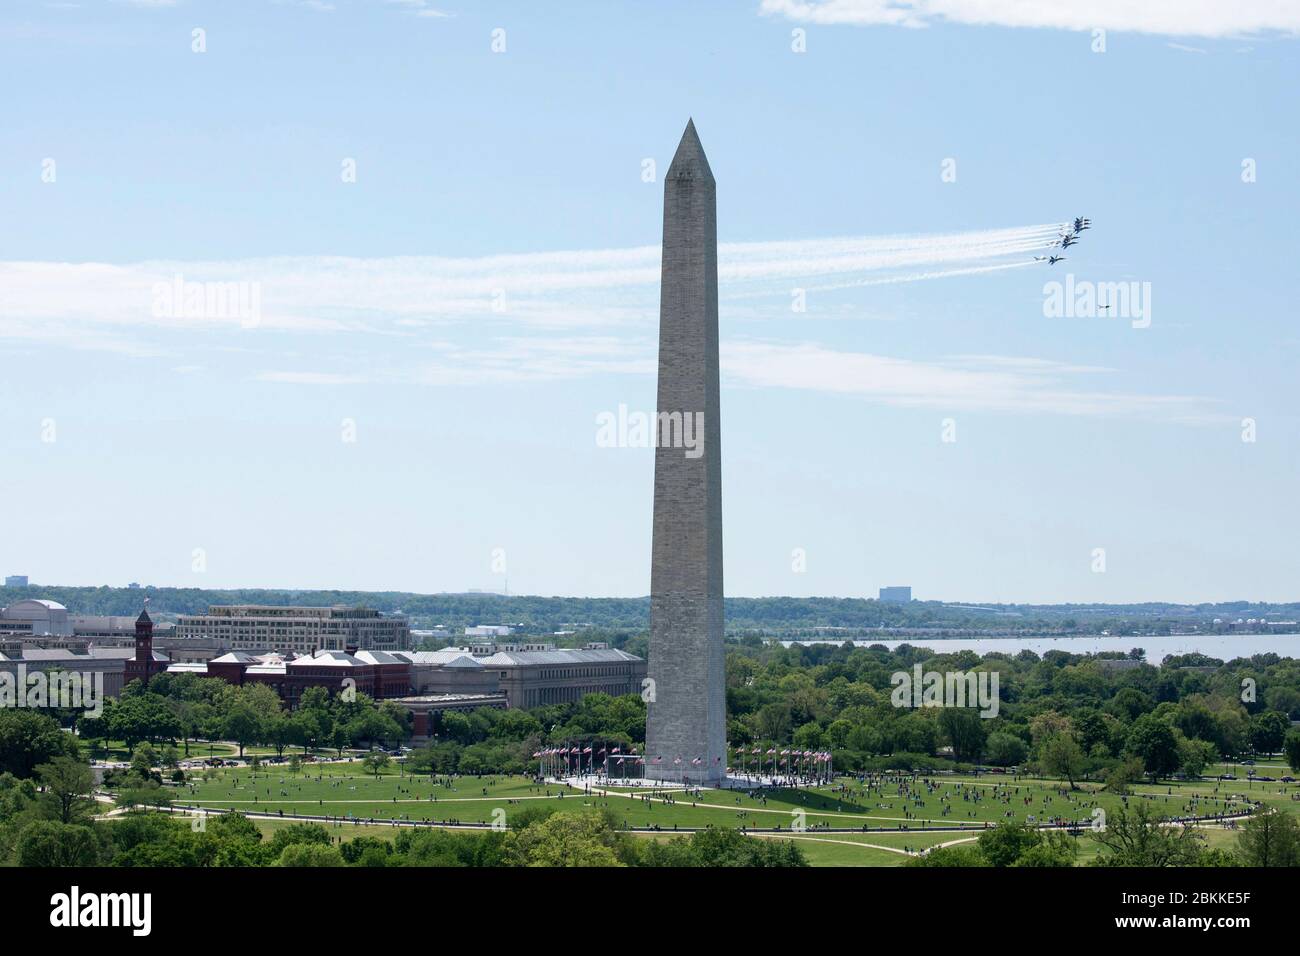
{"left": 162, "top": 764, "right": 1290, "bottom": 835}
{"left": 150, "top": 763, "right": 1292, "bottom": 867}
{"left": 237, "top": 805, "right": 967, "bottom": 866}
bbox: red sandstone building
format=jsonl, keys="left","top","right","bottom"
{"left": 123, "top": 608, "right": 170, "bottom": 686}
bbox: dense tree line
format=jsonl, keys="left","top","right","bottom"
{"left": 77, "top": 674, "right": 410, "bottom": 759}
{"left": 718, "top": 643, "right": 1300, "bottom": 783}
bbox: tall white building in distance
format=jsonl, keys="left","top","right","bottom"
{"left": 879, "top": 586, "right": 912, "bottom": 603}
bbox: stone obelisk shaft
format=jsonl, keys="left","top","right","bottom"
{"left": 645, "top": 120, "right": 725, "bottom": 785}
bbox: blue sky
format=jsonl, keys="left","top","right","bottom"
{"left": 2, "top": 0, "right": 1298, "bottom": 603}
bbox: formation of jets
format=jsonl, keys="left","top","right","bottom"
{"left": 1036, "top": 217, "right": 1091, "bottom": 263}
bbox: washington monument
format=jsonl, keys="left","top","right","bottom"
{"left": 644, "top": 119, "right": 726, "bottom": 785}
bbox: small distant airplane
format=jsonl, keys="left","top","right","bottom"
{"left": 1034, "top": 255, "right": 1067, "bottom": 264}
{"left": 1073, "top": 216, "right": 1092, "bottom": 232}
{"left": 1059, "top": 234, "right": 1080, "bottom": 248}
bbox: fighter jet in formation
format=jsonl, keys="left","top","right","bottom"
{"left": 1037, "top": 216, "right": 1091, "bottom": 260}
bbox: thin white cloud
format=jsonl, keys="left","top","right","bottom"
{"left": 257, "top": 370, "right": 367, "bottom": 385}
{"left": 385, "top": 0, "right": 452, "bottom": 17}
{"left": 759, "top": 0, "right": 1300, "bottom": 39}
{"left": 721, "top": 340, "right": 1222, "bottom": 421}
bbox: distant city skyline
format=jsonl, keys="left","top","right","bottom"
{"left": 3, "top": 2, "right": 1298, "bottom": 603}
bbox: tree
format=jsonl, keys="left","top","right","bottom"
{"left": 1090, "top": 801, "right": 1205, "bottom": 866}
{"left": 938, "top": 708, "right": 988, "bottom": 763}
{"left": 978, "top": 822, "right": 1041, "bottom": 867}
{"left": 130, "top": 743, "right": 158, "bottom": 777}
{"left": 1236, "top": 807, "right": 1300, "bottom": 867}
{"left": 984, "top": 732, "right": 1028, "bottom": 767}
{"left": 906, "top": 845, "right": 988, "bottom": 867}
{"left": 1106, "top": 687, "right": 1155, "bottom": 722}
{"left": 290, "top": 709, "right": 327, "bottom": 754}
{"left": 1249, "top": 710, "right": 1289, "bottom": 755}
{"left": 754, "top": 703, "right": 792, "bottom": 744}
{"left": 77, "top": 712, "right": 111, "bottom": 759}
{"left": 504, "top": 812, "right": 627, "bottom": 867}
{"left": 277, "top": 843, "right": 346, "bottom": 867}
{"left": 1285, "top": 729, "right": 1300, "bottom": 774}
{"left": 1102, "top": 756, "right": 1146, "bottom": 794}
{"left": 1015, "top": 831, "right": 1078, "bottom": 867}
{"left": 641, "top": 826, "right": 807, "bottom": 867}
{"left": 438, "top": 711, "right": 475, "bottom": 746}
{"left": 1177, "top": 736, "right": 1216, "bottom": 780}
{"left": 362, "top": 752, "right": 390, "bottom": 778}
{"left": 0, "top": 710, "right": 78, "bottom": 778}
{"left": 15, "top": 820, "right": 103, "bottom": 866}
{"left": 1125, "top": 715, "right": 1181, "bottom": 781}
{"left": 35, "top": 756, "right": 96, "bottom": 824}
{"left": 262, "top": 822, "right": 333, "bottom": 862}
{"left": 1038, "top": 732, "right": 1085, "bottom": 789}
{"left": 263, "top": 713, "right": 293, "bottom": 758}
{"left": 224, "top": 704, "right": 261, "bottom": 758}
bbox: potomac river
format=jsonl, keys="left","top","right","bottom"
{"left": 780, "top": 634, "right": 1300, "bottom": 660}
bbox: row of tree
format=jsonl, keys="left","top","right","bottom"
{"left": 911, "top": 803, "right": 1300, "bottom": 867}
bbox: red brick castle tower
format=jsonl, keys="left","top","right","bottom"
{"left": 124, "top": 602, "right": 166, "bottom": 686}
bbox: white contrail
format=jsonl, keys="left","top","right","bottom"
{"left": 720, "top": 222, "right": 1058, "bottom": 297}
{"left": 0, "top": 222, "right": 1069, "bottom": 339}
